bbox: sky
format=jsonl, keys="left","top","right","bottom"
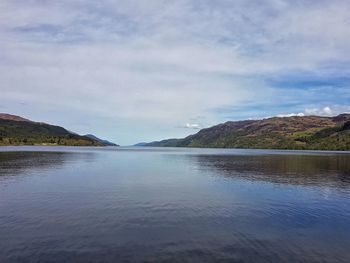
{"left": 1, "top": 0, "right": 350, "bottom": 145}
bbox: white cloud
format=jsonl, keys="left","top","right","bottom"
{"left": 305, "top": 106, "right": 350, "bottom": 116}
{"left": 0, "top": 0, "right": 350, "bottom": 144}
{"left": 277, "top": 112, "right": 305, "bottom": 118}
{"left": 184, "top": 123, "right": 201, "bottom": 129}
{"left": 277, "top": 106, "right": 350, "bottom": 119}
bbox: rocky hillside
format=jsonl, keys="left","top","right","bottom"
{"left": 147, "top": 114, "right": 350, "bottom": 150}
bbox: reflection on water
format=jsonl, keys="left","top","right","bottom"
{"left": 0, "top": 147, "right": 350, "bottom": 263}
{"left": 193, "top": 154, "right": 350, "bottom": 187}
{"left": 0, "top": 151, "right": 96, "bottom": 178}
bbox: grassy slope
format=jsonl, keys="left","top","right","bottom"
{"left": 0, "top": 119, "right": 103, "bottom": 146}
{"left": 148, "top": 114, "right": 350, "bottom": 150}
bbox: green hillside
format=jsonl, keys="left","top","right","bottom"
{"left": 147, "top": 114, "right": 350, "bottom": 151}
{"left": 0, "top": 117, "right": 103, "bottom": 146}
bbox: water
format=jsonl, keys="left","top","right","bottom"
{"left": 0, "top": 146, "right": 350, "bottom": 263}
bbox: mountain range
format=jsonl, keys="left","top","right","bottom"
{"left": 145, "top": 114, "right": 350, "bottom": 151}
{"left": 0, "top": 113, "right": 118, "bottom": 147}
{"left": 2, "top": 112, "right": 350, "bottom": 150}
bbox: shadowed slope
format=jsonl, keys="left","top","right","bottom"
{"left": 0, "top": 114, "right": 103, "bottom": 146}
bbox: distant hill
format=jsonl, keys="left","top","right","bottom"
{"left": 0, "top": 113, "right": 109, "bottom": 146}
{"left": 133, "top": 142, "right": 149, "bottom": 146}
{"left": 85, "top": 134, "right": 119, "bottom": 146}
{"left": 146, "top": 114, "right": 350, "bottom": 150}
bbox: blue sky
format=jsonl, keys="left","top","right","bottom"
{"left": 1, "top": 0, "right": 350, "bottom": 145}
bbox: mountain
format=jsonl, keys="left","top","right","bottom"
{"left": 0, "top": 113, "right": 107, "bottom": 146}
{"left": 85, "top": 134, "right": 119, "bottom": 146}
{"left": 133, "top": 142, "right": 149, "bottom": 146}
{"left": 0, "top": 113, "right": 32, "bottom": 122}
{"left": 146, "top": 114, "right": 350, "bottom": 151}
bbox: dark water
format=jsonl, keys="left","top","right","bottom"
{"left": 0, "top": 147, "right": 350, "bottom": 263}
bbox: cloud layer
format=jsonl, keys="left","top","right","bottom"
{"left": 1, "top": 0, "right": 349, "bottom": 144}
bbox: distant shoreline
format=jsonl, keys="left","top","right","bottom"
{"left": 1, "top": 145, "right": 349, "bottom": 154}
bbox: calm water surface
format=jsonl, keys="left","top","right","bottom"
{"left": 0, "top": 147, "right": 350, "bottom": 262}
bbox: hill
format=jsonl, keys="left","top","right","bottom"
{"left": 0, "top": 113, "right": 32, "bottom": 122}
{"left": 146, "top": 114, "right": 350, "bottom": 150}
{"left": 0, "top": 113, "right": 109, "bottom": 146}
{"left": 85, "top": 134, "right": 119, "bottom": 146}
{"left": 134, "top": 142, "right": 150, "bottom": 146}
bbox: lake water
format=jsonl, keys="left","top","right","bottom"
{"left": 0, "top": 146, "right": 350, "bottom": 262}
